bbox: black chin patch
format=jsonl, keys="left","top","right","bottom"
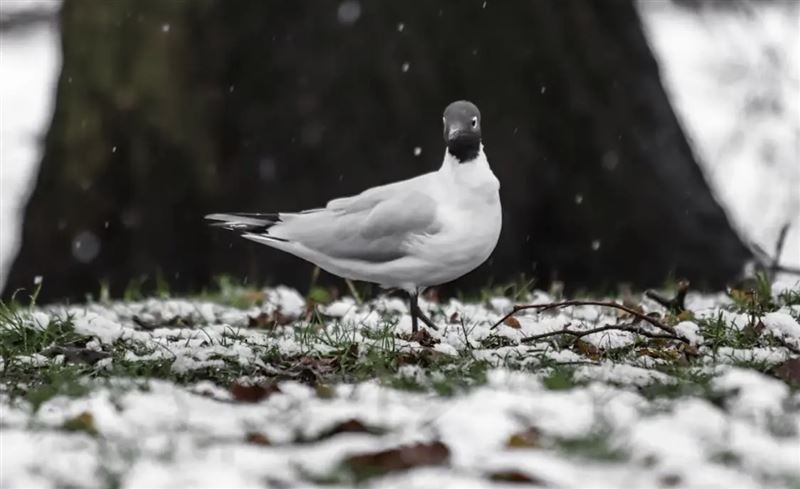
{"left": 447, "top": 133, "right": 481, "bottom": 162}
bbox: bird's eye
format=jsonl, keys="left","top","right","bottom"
{"left": 471, "top": 116, "right": 478, "bottom": 128}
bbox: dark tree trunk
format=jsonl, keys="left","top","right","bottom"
{"left": 5, "top": 0, "right": 751, "bottom": 302}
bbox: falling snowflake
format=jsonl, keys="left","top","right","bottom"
{"left": 337, "top": 1, "right": 361, "bottom": 25}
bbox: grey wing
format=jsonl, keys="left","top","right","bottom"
{"left": 274, "top": 188, "right": 441, "bottom": 262}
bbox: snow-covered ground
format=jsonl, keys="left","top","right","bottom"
{"left": 2, "top": 284, "right": 800, "bottom": 488}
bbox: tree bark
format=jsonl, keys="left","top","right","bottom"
{"left": 5, "top": 0, "right": 751, "bottom": 302}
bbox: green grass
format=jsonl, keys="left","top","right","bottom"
{"left": 2, "top": 275, "right": 799, "bottom": 415}
{"left": 551, "top": 429, "right": 627, "bottom": 461}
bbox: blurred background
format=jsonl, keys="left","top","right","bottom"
{"left": 0, "top": 0, "right": 797, "bottom": 302}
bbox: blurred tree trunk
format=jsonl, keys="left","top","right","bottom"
{"left": 5, "top": 0, "right": 751, "bottom": 301}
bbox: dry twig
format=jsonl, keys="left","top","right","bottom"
{"left": 491, "top": 299, "right": 689, "bottom": 344}
{"left": 519, "top": 323, "right": 685, "bottom": 344}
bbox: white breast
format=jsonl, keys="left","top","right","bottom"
{"left": 413, "top": 149, "right": 502, "bottom": 287}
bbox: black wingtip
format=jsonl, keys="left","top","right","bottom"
{"left": 205, "top": 212, "right": 282, "bottom": 234}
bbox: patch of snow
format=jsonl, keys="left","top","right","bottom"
{"left": 762, "top": 311, "right": 800, "bottom": 340}
{"left": 2, "top": 285, "right": 800, "bottom": 487}
{"left": 72, "top": 311, "right": 126, "bottom": 344}
{"left": 712, "top": 367, "right": 789, "bottom": 422}
{"left": 674, "top": 320, "right": 703, "bottom": 345}
{"left": 575, "top": 362, "right": 674, "bottom": 387}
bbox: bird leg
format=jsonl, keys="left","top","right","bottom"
{"left": 409, "top": 292, "right": 438, "bottom": 333}
{"left": 410, "top": 293, "right": 419, "bottom": 333}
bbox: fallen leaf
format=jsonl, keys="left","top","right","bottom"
{"left": 326, "top": 419, "right": 371, "bottom": 434}
{"left": 659, "top": 473, "right": 682, "bottom": 487}
{"left": 506, "top": 427, "right": 539, "bottom": 448}
{"left": 344, "top": 441, "right": 449, "bottom": 479}
{"left": 742, "top": 320, "right": 765, "bottom": 342}
{"left": 489, "top": 470, "right": 546, "bottom": 485}
{"left": 773, "top": 358, "right": 800, "bottom": 386}
{"left": 677, "top": 342, "right": 700, "bottom": 357}
{"left": 312, "top": 418, "right": 384, "bottom": 441}
{"left": 248, "top": 312, "right": 276, "bottom": 329}
{"left": 42, "top": 346, "right": 111, "bottom": 365}
{"left": 248, "top": 309, "right": 294, "bottom": 329}
{"left": 401, "top": 329, "right": 440, "bottom": 347}
{"left": 636, "top": 347, "right": 681, "bottom": 362}
{"left": 230, "top": 382, "right": 281, "bottom": 403}
{"left": 241, "top": 290, "right": 266, "bottom": 303}
{"left": 504, "top": 317, "right": 522, "bottom": 329}
{"left": 315, "top": 383, "right": 335, "bottom": 399}
{"left": 449, "top": 312, "right": 460, "bottom": 324}
{"left": 245, "top": 432, "right": 271, "bottom": 446}
{"left": 63, "top": 411, "right": 97, "bottom": 436}
{"left": 574, "top": 340, "right": 601, "bottom": 360}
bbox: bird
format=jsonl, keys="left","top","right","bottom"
{"left": 206, "top": 100, "right": 501, "bottom": 332}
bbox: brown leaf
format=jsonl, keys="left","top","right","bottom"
{"left": 574, "top": 340, "right": 601, "bottom": 360}
{"left": 503, "top": 316, "right": 522, "bottom": 329}
{"left": 241, "top": 290, "right": 266, "bottom": 303}
{"left": 327, "top": 419, "right": 371, "bottom": 435}
{"left": 659, "top": 473, "right": 682, "bottom": 487}
{"left": 248, "top": 312, "right": 276, "bottom": 329}
{"left": 315, "top": 383, "right": 335, "bottom": 399}
{"left": 401, "top": 329, "right": 440, "bottom": 347}
{"left": 742, "top": 320, "right": 765, "bottom": 342}
{"left": 677, "top": 342, "right": 700, "bottom": 357}
{"left": 636, "top": 347, "right": 681, "bottom": 362}
{"left": 42, "top": 346, "right": 111, "bottom": 365}
{"left": 489, "top": 470, "right": 546, "bottom": 485}
{"left": 621, "top": 298, "right": 643, "bottom": 314}
{"left": 63, "top": 411, "right": 97, "bottom": 436}
{"left": 449, "top": 312, "right": 460, "bottom": 324}
{"left": 230, "top": 382, "right": 281, "bottom": 403}
{"left": 298, "top": 367, "right": 321, "bottom": 385}
{"left": 506, "top": 427, "right": 540, "bottom": 448}
{"left": 313, "top": 418, "right": 384, "bottom": 441}
{"left": 248, "top": 309, "right": 294, "bottom": 329}
{"left": 344, "top": 441, "right": 449, "bottom": 478}
{"left": 245, "top": 432, "right": 271, "bottom": 446}
{"left": 340, "top": 343, "right": 359, "bottom": 361}
{"left": 773, "top": 358, "right": 800, "bottom": 386}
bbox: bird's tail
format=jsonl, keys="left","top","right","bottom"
{"left": 204, "top": 213, "right": 281, "bottom": 234}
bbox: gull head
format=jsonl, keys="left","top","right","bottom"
{"left": 442, "top": 100, "right": 481, "bottom": 162}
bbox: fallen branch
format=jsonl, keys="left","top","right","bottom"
{"left": 519, "top": 322, "right": 687, "bottom": 344}
{"left": 491, "top": 299, "right": 677, "bottom": 337}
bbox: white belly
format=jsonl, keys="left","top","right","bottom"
{"left": 415, "top": 193, "right": 501, "bottom": 287}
